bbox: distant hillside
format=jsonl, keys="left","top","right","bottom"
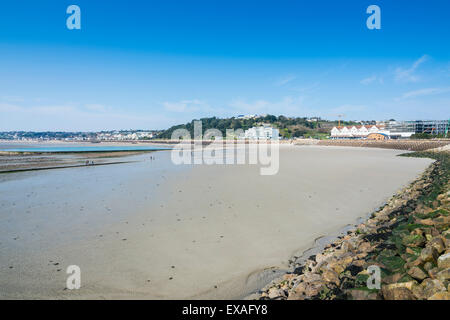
{"left": 156, "top": 115, "right": 359, "bottom": 139}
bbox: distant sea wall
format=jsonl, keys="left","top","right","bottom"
{"left": 309, "top": 139, "right": 450, "bottom": 152}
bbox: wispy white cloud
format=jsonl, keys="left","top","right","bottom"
{"left": 162, "top": 99, "right": 209, "bottom": 113}
{"left": 399, "top": 87, "right": 450, "bottom": 100}
{"left": 229, "top": 99, "right": 271, "bottom": 113}
{"left": 229, "top": 96, "right": 307, "bottom": 115}
{"left": 1, "top": 102, "right": 123, "bottom": 118}
{"left": 394, "top": 55, "right": 429, "bottom": 83}
{"left": 84, "top": 103, "right": 110, "bottom": 112}
{"left": 0, "top": 102, "right": 23, "bottom": 113}
{"left": 360, "top": 75, "right": 383, "bottom": 85}
{"left": 292, "top": 82, "right": 320, "bottom": 93}
{"left": 274, "top": 75, "right": 297, "bottom": 86}
{"left": 327, "top": 104, "right": 368, "bottom": 115}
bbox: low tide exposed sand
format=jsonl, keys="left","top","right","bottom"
{"left": 0, "top": 141, "right": 170, "bottom": 172}
{"left": 0, "top": 145, "right": 433, "bottom": 299}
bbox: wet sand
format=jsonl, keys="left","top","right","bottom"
{"left": 0, "top": 152, "right": 149, "bottom": 173}
{"left": 0, "top": 141, "right": 171, "bottom": 172}
{"left": 0, "top": 145, "right": 433, "bottom": 299}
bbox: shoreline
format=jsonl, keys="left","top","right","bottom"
{"left": 0, "top": 160, "right": 136, "bottom": 174}
{"left": 0, "top": 150, "right": 165, "bottom": 156}
{"left": 311, "top": 139, "right": 449, "bottom": 152}
{"left": 0, "top": 150, "right": 162, "bottom": 173}
{"left": 257, "top": 151, "right": 450, "bottom": 300}
{"left": 0, "top": 146, "right": 438, "bottom": 299}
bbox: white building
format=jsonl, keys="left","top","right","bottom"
{"left": 384, "top": 121, "right": 415, "bottom": 138}
{"left": 236, "top": 114, "right": 258, "bottom": 120}
{"left": 330, "top": 125, "right": 389, "bottom": 139}
{"left": 244, "top": 125, "right": 279, "bottom": 140}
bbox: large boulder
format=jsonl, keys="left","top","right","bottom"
{"left": 415, "top": 218, "right": 435, "bottom": 226}
{"left": 407, "top": 266, "right": 428, "bottom": 281}
{"left": 382, "top": 286, "right": 415, "bottom": 300}
{"left": 411, "top": 283, "right": 426, "bottom": 300}
{"left": 346, "top": 289, "right": 379, "bottom": 300}
{"left": 293, "top": 279, "right": 325, "bottom": 298}
{"left": 268, "top": 287, "right": 286, "bottom": 299}
{"left": 420, "top": 278, "right": 447, "bottom": 299}
{"left": 432, "top": 216, "right": 450, "bottom": 229}
{"left": 404, "top": 257, "right": 423, "bottom": 270}
{"left": 428, "top": 237, "right": 446, "bottom": 254}
{"left": 435, "top": 268, "right": 450, "bottom": 282}
{"left": 423, "top": 262, "right": 434, "bottom": 271}
{"left": 382, "top": 281, "right": 418, "bottom": 300}
{"left": 358, "top": 241, "right": 373, "bottom": 253}
{"left": 322, "top": 270, "right": 340, "bottom": 286}
{"left": 304, "top": 281, "right": 325, "bottom": 297}
{"left": 428, "top": 292, "right": 450, "bottom": 300}
{"left": 420, "top": 246, "right": 439, "bottom": 263}
{"left": 286, "top": 291, "right": 306, "bottom": 300}
{"left": 437, "top": 253, "right": 450, "bottom": 269}
{"left": 428, "top": 267, "right": 440, "bottom": 279}
{"left": 382, "top": 273, "right": 403, "bottom": 285}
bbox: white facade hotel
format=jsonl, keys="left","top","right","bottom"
{"left": 330, "top": 125, "right": 389, "bottom": 139}
{"left": 244, "top": 125, "right": 279, "bottom": 140}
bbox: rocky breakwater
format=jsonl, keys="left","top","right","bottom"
{"left": 259, "top": 151, "right": 450, "bottom": 300}
{"left": 317, "top": 139, "right": 449, "bottom": 152}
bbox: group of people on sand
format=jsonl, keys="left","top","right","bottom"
{"left": 85, "top": 160, "right": 95, "bottom": 166}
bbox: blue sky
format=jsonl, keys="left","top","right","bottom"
{"left": 0, "top": 0, "right": 449, "bottom": 131}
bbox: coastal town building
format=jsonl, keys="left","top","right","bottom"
{"left": 331, "top": 120, "right": 449, "bottom": 139}
{"left": 0, "top": 130, "right": 158, "bottom": 141}
{"left": 367, "top": 132, "right": 389, "bottom": 140}
{"left": 330, "top": 125, "right": 389, "bottom": 139}
{"left": 236, "top": 114, "right": 258, "bottom": 120}
{"left": 383, "top": 120, "right": 449, "bottom": 138}
{"left": 96, "top": 131, "right": 154, "bottom": 141}
{"left": 244, "top": 125, "right": 279, "bottom": 140}
{"left": 383, "top": 121, "right": 415, "bottom": 139}
{"left": 410, "top": 120, "right": 449, "bottom": 135}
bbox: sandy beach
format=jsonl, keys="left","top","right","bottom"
{"left": 0, "top": 145, "right": 433, "bottom": 299}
